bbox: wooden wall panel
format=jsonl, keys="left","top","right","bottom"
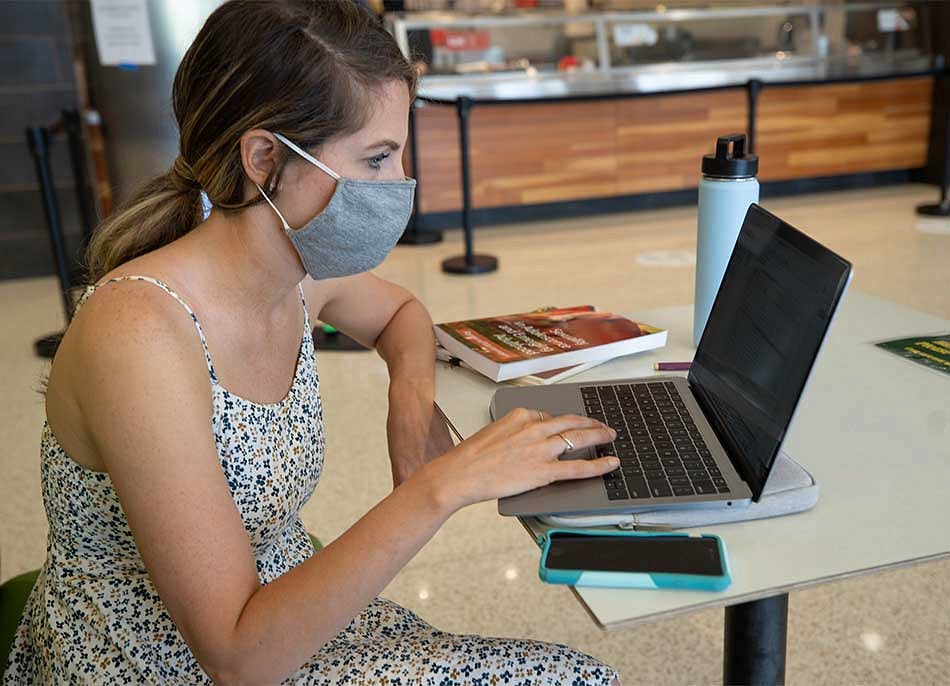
{"left": 411, "top": 77, "right": 933, "bottom": 215}
{"left": 615, "top": 89, "right": 747, "bottom": 195}
{"left": 756, "top": 77, "right": 933, "bottom": 181}
{"left": 413, "top": 101, "right": 619, "bottom": 213}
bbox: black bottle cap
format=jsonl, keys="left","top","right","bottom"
{"left": 702, "top": 133, "right": 758, "bottom": 179}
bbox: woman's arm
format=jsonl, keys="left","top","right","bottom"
{"left": 304, "top": 273, "right": 453, "bottom": 487}
{"left": 73, "top": 282, "right": 617, "bottom": 685}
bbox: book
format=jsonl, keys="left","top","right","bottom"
{"left": 433, "top": 305, "right": 667, "bottom": 383}
{"left": 436, "top": 343, "right": 602, "bottom": 385}
{"left": 510, "top": 360, "right": 604, "bottom": 386}
{"left": 875, "top": 333, "right": 950, "bottom": 377}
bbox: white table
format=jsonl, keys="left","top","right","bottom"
{"left": 434, "top": 292, "right": 950, "bottom": 684}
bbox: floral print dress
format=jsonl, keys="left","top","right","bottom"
{"left": 3, "top": 276, "right": 618, "bottom": 685}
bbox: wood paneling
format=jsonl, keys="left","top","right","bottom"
{"left": 411, "top": 77, "right": 934, "bottom": 215}
{"left": 615, "top": 90, "right": 747, "bottom": 195}
{"left": 756, "top": 77, "right": 933, "bottom": 181}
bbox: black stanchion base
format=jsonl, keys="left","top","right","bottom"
{"left": 398, "top": 229, "right": 443, "bottom": 245}
{"left": 312, "top": 327, "right": 370, "bottom": 351}
{"left": 34, "top": 331, "right": 65, "bottom": 359}
{"left": 442, "top": 254, "right": 498, "bottom": 274}
{"left": 916, "top": 202, "right": 950, "bottom": 217}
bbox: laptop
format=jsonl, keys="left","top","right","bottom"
{"left": 491, "top": 204, "right": 853, "bottom": 517}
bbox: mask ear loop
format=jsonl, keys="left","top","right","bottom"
{"left": 272, "top": 131, "right": 341, "bottom": 181}
{"left": 256, "top": 183, "right": 293, "bottom": 233}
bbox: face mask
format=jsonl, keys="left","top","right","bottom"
{"left": 256, "top": 132, "right": 416, "bottom": 280}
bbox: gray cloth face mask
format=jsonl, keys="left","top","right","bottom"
{"left": 256, "top": 132, "right": 416, "bottom": 280}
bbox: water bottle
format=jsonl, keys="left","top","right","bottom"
{"left": 693, "top": 133, "right": 759, "bottom": 346}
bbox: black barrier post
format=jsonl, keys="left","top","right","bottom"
{"left": 442, "top": 96, "right": 498, "bottom": 274}
{"left": 746, "top": 79, "right": 763, "bottom": 155}
{"left": 26, "top": 125, "right": 74, "bottom": 358}
{"left": 917, "top": 74, "right": 950, "bottom": 216}
{"left": 27, "top": 126, "right": 73, "bottom": 312}
{"left": 723, "top": 594, "right": 788, "bottom": 686}
{"left": 399, "top": 100, "right": 443, "bottom": 245}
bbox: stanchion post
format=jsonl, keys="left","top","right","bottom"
{"left": 917, "top": 72, "right": 950, "bottom": 216}
{"left": 26, "top": 126, "right": 74, "bottom": 321}
{"left": 399, "top": 99, "right": 443, "bottom": 245}
{"left": 442, "top": 96, "right": 498, "bottom": 274}
{"left": 746, "top": 79, "right": 763, "bottom": 155}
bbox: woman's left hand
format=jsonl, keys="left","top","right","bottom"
{"left": 387, "top": 392, "right": 455, "bottom": 489}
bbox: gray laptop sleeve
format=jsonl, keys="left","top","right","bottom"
{"left": 536, "top": 452, "right": 817, "bottom": 530}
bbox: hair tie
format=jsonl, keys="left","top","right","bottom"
{"left": 170, "top": 155, "right": 201, "bottom": 191}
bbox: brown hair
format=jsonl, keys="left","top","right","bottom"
{"left": 85, "top": 0, "right": 417, "bottom": 282}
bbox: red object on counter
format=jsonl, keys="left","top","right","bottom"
{"left": 429, "top": 29, "right": 491, "bottom": 51}
{"left": 557, "top": 55, "right": 581, "bottom": 72}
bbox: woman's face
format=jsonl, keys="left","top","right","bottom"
{"left": 315, "top": 79, "right": 410, "bottom": 183}
{"left": 258, "top": 79, "right": 411, "bottom": 228}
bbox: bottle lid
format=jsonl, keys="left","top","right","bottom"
{"left": 702, "top": 133, "right": 758, "bottom": 179}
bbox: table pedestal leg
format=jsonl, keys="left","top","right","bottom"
{"left": 723, "top": 593, "right": 788, "bottom": 685}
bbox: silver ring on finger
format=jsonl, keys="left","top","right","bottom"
{"left": 537, "top": 410, "right": 545, "bottom": 423}
{"left": 557, "top": 432, "right": 575, "bottom": 453}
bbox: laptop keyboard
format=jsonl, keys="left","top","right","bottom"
{"left": 581, "top": 382, "right": 731, "bottom": 500}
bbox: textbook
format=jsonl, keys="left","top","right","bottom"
{"left": 436, "top": 343, "right": 602, "bottom": 385}
{"left": 434, "top": 306, "right": 667, "bottom": 383}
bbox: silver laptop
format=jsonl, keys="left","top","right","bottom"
{"left": 491, "top": 204, "right": 853, "bottom": 517}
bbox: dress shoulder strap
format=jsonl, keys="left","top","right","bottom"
{"left": 78, "top": 276, "right": 219, "bottom": 383}
{"left": 297, "top": 283, "right": 312, "bottom": 339}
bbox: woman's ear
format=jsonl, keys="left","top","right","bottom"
{"left": 240, "top": 129, "right": 282, "bottom": 188}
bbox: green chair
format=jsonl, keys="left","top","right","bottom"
{"left": 1, "top": 569, "right": 40, "bottom": 673}
{"left": 1, "top": 535, "right": 322, "bottom": 672}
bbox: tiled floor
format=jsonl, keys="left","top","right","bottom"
{"left": 2, "top": 183, "right": 948, "bottom": 683}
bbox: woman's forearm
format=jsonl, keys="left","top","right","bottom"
{"left": 376, "top": 297, "right": 436, "bottom": 393}
{"left": 209, "top": 467, "right": 455, "bottom": 685}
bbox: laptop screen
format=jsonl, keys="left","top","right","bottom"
{"left": 688, "top": 204, "right": 852, "bottom": 501}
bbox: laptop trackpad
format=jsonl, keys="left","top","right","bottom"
{"left": 492, "top": 385, "right": 594, "bottom": 461}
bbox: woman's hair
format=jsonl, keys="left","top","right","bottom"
{"left": 85, "top": 0, "right": 417, "bottom": 282}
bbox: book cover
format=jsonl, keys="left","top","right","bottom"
{"left": 875, "top": 333, "right": 950, "bottom": 377}
{"left": 434, "top": 306, "right": 666, "bottom": 382}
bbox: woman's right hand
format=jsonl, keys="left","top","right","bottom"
{"left": 419, "top": 408, "right": 620, "bottom": 512}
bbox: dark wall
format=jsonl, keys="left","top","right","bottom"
{"left": 0, "top": 1, "right": 82, "bottom": 281}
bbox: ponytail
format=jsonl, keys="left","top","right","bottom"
{"left": 85, "top": 156, "right": 203, "bottom": 282}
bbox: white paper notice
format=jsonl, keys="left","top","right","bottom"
{"left": 876, "top": 8, "right": 910, "bottom": 32}
{"left": 91, "top": 0, "right": 156, "bottom": 66}
{"left": 613, "top": 23, "right": 658, "bottom": 48}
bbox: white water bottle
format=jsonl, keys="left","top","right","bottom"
{"left": 693, "top": 133, "right": 759, "bottom": 347}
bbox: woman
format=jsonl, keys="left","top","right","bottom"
{"left": 3, "top": 2, "right": 622, "bottom": 683}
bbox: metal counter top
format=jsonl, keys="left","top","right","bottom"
{"left": 417, "top": 53, "right": 939, "bottom": 104}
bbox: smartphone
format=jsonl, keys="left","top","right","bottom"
{"left": 537, "top": 528, "right": 731, "bottom": 591}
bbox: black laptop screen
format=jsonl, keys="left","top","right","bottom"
{"left": 688, "top": 204, "right": 852, "bottom": 501}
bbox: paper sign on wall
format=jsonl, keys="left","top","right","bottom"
{"left": 613, "top": 23, "right": 658, "bottom": 48}
{"left": 91, "top": 0, "right": 156, "bottom": 66}
{"left": 877, "top": 8, "right": 910, "bottom": 32}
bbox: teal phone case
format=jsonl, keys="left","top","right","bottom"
{"left": 537, "top": 528, "right": 731, "bottom": 592}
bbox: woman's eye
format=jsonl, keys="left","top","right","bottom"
{"left": 368, "top": 151, "right": 391, "bottom": 169}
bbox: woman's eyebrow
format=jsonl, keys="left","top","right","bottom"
{"left": 365, "top": 139, "right": 400, "bottom": 151}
